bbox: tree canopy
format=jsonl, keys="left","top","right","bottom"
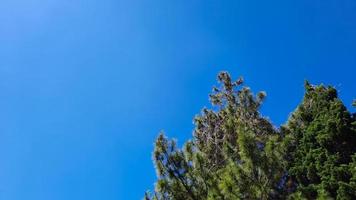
{"left": 145, "top": 72, "right": 356, "bottom": 200}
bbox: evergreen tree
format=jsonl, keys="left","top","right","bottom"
{"left": 284, "top": 82, "right": 356, "bottom": 199}
{"left": 145, "top": 72, "right": 285, "bottom": 200}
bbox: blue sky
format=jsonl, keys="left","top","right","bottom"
{"left": 1, "top": 0, "right": 355, "bottom": 199}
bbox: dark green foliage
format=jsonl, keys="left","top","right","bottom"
{"left": 145, "top": 72, "right": 356, "bottom": 200}
{"left": 284, "top": 82, "right": 356, "bottom": 199}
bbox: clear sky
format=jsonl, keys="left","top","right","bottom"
{"left": 1, "top": 0, "right": 355, "bottom": 199}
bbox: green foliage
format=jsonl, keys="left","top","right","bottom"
{"left": 145, "top": 72, "right": 356, "bottom": 200}
{"left": 284, "top": 82, "right": 356, "bottom": 199}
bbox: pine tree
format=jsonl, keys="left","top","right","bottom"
{"left": 145, "top": 72, "right": 285, "bottom": 200}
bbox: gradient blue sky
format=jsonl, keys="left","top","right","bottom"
{"left": 1, "top": 0, "right": 355, "bottom": 199}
